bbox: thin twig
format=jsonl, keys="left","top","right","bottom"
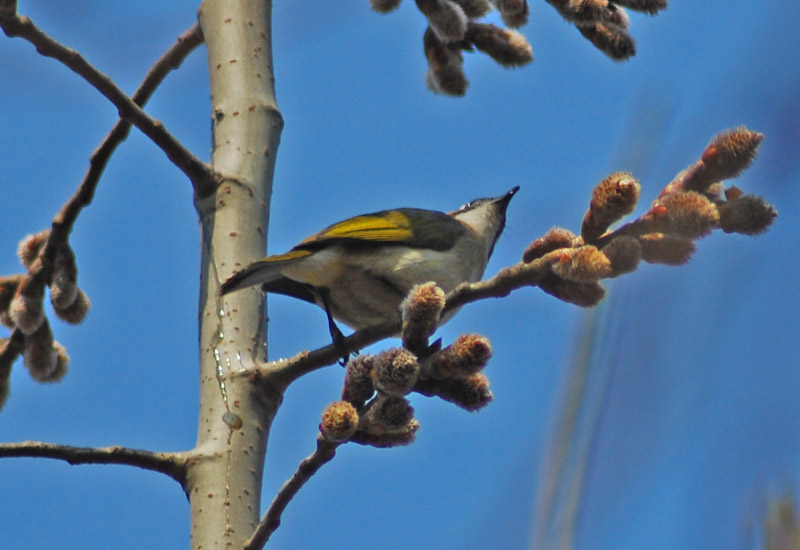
{"left": 41, "top": 23, "right": 205, "bottom": 268}
{"left": 0, "top": 9, "right": 216, "bottom": 195}
{"left": 0, "top": 440, "right": 189, "bottom": 483}
{"left": 244, "top": 437, "right": 339, "bottom": 550}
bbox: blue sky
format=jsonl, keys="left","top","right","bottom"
{"left": 1, "top": 2, "right": 799, "bottom": 549}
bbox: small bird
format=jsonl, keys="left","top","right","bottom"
{"left": 220, "top": 187, "right": 518, "bottom": 334}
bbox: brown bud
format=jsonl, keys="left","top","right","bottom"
{"left": 553, "top": 0, "right": 609, "bottom": 24}
{"left": 350, "top": 419, "right": 420, "bottom": 448}
{"left": 320, "top": 401, "right": 359, "bottom": 442}
{"left": 0, "top": 275, "right": 24, "bottom": 328}
{"left": 424, "top": 28, "right": 468, "bottom": 96}
{"left": 52, "top": 287, "right": 91, "bottom": 325}
{"left": 370, "top": 0, "right": 403, "bottom": 12}
{"left": 466, "top": 23, "right": 533, "bottom": 67}
{"left": 23, "top": 319, "right": 58, "bottom": 381}
{"left": 372, "top": 348, "right": 420, "bottom": 396}
{"left": 423, "top": 333, "right": 493, "bottom": 379}
{"left": 550, "top": 245, "right": 612, "bottom": 282}
{"left": 491, "top": 0, "right": 529, "bottom": 28}
{"left": 612, "top": 0, "right": 667, "bottom": 15}
{"left": 342, "top": 354, "right": 376, "bottom": 405}
{"left": 0, "top": 337, "right": 21, "bottom": 410}
{"left": 601, "top": 236, "right": 641, "bottom": 277}
{"left": 639, "top": 232, "right": 696, "bottom": 265}
{"left": 523, "top": 227, "right": 577, "bottom": 263}
{"left": 415, "top": 372, "right": 493, "bottom": 411}
{"left": 50, "top": 246, "right": 79, "bottom": 310}
{"left": 401, "top": 282, "right": 445, "bottom": 353}
{"left": 360, "top": 395, "right": 415, "bottom": 434}
{"left": 539, "top": 273, "right": 606, "bottom": 307}
{"left": 17, "top": 231, "right": 49, "bottom": 269}
{"left": 9, "top": 276, "right": 45, "bottom": 335}
{"left": 606, "top": 4, "right": 630, "bottom": 30}
{"left": 452, "top": 0, "right": 492, "bottom": 18}
{"left": 718, "top": 195, "right": 777, "bottom": 236}
{"left": 657, "top": 191, "right": 720, "bottom": 238}
{"left": 578, "top": 22, "right": 636, "bottom": 61}
{"left": 701, "top": 127, "right": 764, "bottom": 181}
{"left": 581, "top": 172, "right": 641, "bottom": 243}
{"left": 417, "top": 0, "right": 468, "bottom": 43}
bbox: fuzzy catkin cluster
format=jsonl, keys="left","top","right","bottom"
{"left": 521, "top": 126, "right": 777, "bottom": 307}
{"left": 0, "top": 231, "right": 90, "bottom": 409}
{"left": 369, "top": 0, "right": 668, "bottom": 95}
{"left": 320, "top": 283, "right": 494, "bottom": 447}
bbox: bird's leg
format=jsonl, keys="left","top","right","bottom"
{"left": 318, "top": 289, "right": 349, "bottom": 365}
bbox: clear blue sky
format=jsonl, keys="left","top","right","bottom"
{"left": 1, "top": 2, "right": 798, "bottom": 549}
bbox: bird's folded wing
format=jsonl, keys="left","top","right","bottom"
{"left": 296, "top": 208, "right": 465, "bottom": 251}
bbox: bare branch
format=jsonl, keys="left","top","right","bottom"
{"left": 244, "top": 437, "right": 339, "bottom": 550}
{"left": 0, "top": 9, "right": 216, "bottom": 195}
{"left": 44, "top": 22, "right": 205, "bottom": 265}
{"left": 0, "top": 440, "right": 189, "bottom": 483}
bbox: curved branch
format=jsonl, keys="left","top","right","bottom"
{"left": 0, "top": 440, "right": 189, "bottom": 483}
{"left": 44, "top": 22, "right": 205, "bottom": 263}
{"left": 244, "top": 437, "right": 339, "bottom": 550}
{"left": 0, "top": 9, "right": 216, "bottom": 195}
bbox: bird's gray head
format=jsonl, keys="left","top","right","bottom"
{"left": 451, "top": 186, "right": 519, "bottom": 258}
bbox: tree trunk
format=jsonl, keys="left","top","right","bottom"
{"left": 188, "top": 1, "right": 283, "bottom": 547}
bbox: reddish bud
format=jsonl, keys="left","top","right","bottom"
{"left": 581, "top": 172, "right": 641, "bottom": 243}
{"left": 424, "top": 28, "right": 468, "bottom": 96}
{"left": 0, "top": 275, "right": 24, "bottom": 328}
{"left": 372, "top": 348, "right": 420, "bottom": 396}
{"left": 578, "top": 22, "right": 635, "bottom": 61}
{"left": 612, "top": 0, "right": 667, "bottom": 15}
{"left": 50, "top": 246, "right": 79, "bottom": 310}
{"left": 523, "top": 227, "right": 577, "bottom": 263}
{"left": 551, "top": 0, "right": 609, "bottom": 24}
{"left": 423, "top": 333, "right": 492, "bottom": 379}
{"left": 539, "top": 273, "right": 605, "bottom": 307}
{"left": 9, "top": 276, "right": 45, "bottom": 335}
{"left": 52, "top": 287, "right": 91, "bottom": 325}
{"left": 350, "top": 419, "right": 420, "bottom": 448}
{"left": 466, "top": 23, "right": 533, "bottom": 67}
{"left": 342, "top": 354, "right": 376, "bottom": 405}
{"left": 17, "top": 231, "right": 48, "bottom": 269}
{"left": 701, "top": 127, "right": 764, "bottom": 180}
{"left": 551, "top": 245, "right": 612, "bottom": 282}
{"left": 360, "top": 394, "right": 415, "bottom": 434}
{"left": 23, "top": 319, "right": 58, "bottom": 381}
{"left": 601, "top": 235, "right": 641, "bottom": 277}
{"left": 453, "top": 0, "right": 492, "bottom": 18}
{"left": 657, "top": 191, "right": 720, "bottom": 238}
{"left": 320, "top": 401, "right": 359, "bottom": 442}
{"left": 401, "top": 282, "right": 445, "bottom": 353}
{"left": 417, "top": 0, "right": 468, "bottom": 43}
{"left": 415, "top": 372, "right": 493, "bottom": 411}
{"left": 639, "top": 232, "right": 696, "bottom": 265}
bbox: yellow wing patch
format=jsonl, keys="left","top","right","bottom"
{"left": 298, "top": 211, "right": 414, "bottom": 246}
{"left": 264, "top": 249, "right": 314, "bottom": 262}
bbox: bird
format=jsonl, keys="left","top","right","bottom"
{"left": 220, "top": 187, "right": 518, "bottom": 335}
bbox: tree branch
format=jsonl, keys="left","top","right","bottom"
{"left": 0, "top": 440, "right": 189, "bottom": 483}
{"left": 264, "top": 258, "right": 551, "bottom": 385}
{"left": 41, "top": 22, "right": 205, "bottom": 266}
{"left": 244, "top": 437, "right": 339, "bottom": 550}
{"left": 0, "top": 8, "right": 216, "bottom": 195}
